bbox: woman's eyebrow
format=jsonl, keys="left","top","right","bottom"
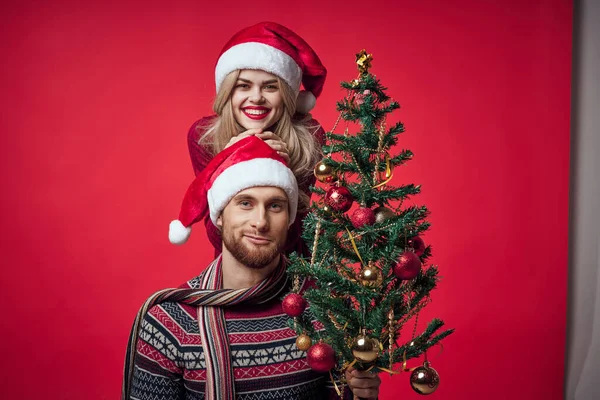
{"left": 236, "top": 78, "right": 278, "bottom": 85}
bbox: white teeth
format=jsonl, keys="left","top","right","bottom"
{"left": 244, "top": 109, "right": 268, "bottom": 115}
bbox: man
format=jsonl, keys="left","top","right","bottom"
{"left": 123, "top": 136, "right": 380, "bottom": 400}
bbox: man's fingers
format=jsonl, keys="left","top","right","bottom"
{"left": 348, "top": 375, "right": 381, "bottom": 389}
{"left": 352, "top": 388, "right": 379, "bottom": 400}
{"left": 346, "top": 368, "right": 381, "bottom": 400}
{"left": 351, "top": 369, "right": 378, "bottom": 379}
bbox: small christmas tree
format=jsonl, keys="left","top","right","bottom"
{"left": 283, "top": 50, "right": 453, "bottom": 395}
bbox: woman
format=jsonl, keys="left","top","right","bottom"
{"left": 187, "top": 21, "right": 328, "bottom": 256}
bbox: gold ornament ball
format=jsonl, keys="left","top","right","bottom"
{"left": 358, "top": 265, "right": 383, "bottom": 287}
{"left": 351, "top": 334, "right": 380, "bottom": 363}
{"left": 373, "top": 206, "right": 395, "bottom": 223}
{"left": 410, "top": 362, "right": 440, "bottom": 395}
{"left": 314, "top": 160, "right": 337, "bottom": 183}
{"left": 322, "top": 204, "right": 335, "bottom": 216}
{"left": 296, "top": 334, "right": 313, "bottom": 351}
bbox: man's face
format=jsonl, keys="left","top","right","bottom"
{"left": 217, "top": 186, "right": 289, "bottom": 269}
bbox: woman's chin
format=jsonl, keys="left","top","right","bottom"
{"left": 237, "top": 117, "right": 276, "bottom": 131}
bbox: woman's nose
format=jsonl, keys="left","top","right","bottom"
{"left": 249, "top": 87, "right": 264, "bottom": 103}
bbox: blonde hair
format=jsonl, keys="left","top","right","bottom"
{"left": 199, "top": 70, "right": 323, "bottom": 211}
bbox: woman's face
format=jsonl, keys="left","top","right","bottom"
{"left": 230, "top": 70, "right": 285, "bottom": 131}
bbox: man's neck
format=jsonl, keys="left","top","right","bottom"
{"left": 220, "top": 251, "right": 281, "bottom": 290}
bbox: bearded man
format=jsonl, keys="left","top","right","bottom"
{"left": 122, "top": 136, "right": 380, "bottom": 400}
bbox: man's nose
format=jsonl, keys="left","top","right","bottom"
{"left": 251, "top": 208, "right": 269, "bottom": 231}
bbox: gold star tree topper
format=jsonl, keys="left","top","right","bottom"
{"left": 355, "top": 49, "right": 373, "bottom": 74}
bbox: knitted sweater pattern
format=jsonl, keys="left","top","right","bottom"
{"left": 130, "top": 275, "right": 341, "bottom": 400}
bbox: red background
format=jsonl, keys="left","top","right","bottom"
{"left": 0, "top": 0, "right": 572, "bottom": 399}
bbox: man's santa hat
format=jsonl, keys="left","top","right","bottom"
{"left": 169, "top": 136, "right": 299, "bottom": 245}
{"left": 215, "top": 21, "right": 327, "bottom": 114}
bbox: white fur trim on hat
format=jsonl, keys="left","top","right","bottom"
{"left": 207, "top": 157, "right": 298, "bottom": 227}
{"left": 296, "top": 90, "right": 316, "bottom": 114}
{"left": 169, "top": 220, "right": 192, "bottom": 245}
{"left": 215, "top": 42, "right": 302, "bottom": 94}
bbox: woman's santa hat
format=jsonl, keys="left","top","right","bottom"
{"left": 215, "top": 21, "right": 327, "bottom": 114}
{"left": 169, "top": 136, "right": 299, "bottom": 245}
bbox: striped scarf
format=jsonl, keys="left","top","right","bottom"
{"left": 122, "top": 255, "right": 289, "bottom": 400}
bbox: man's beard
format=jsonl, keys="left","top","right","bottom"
{"left": 221, "top": 224, "right": 284, "bottom": 269}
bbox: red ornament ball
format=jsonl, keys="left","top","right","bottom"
{"left": 325, "top": 186, "right": 354, "bottom": 213}
{"left": 307, "top": 342, "right": 337, "bottom": 372}
{"left": 408, "top": 236, "right": 426, "bottom": 256}
{"left": 351, "top": 207, "right": 376, "bottom": 228}
{"left": 282, "top": 293, "right": 307, "bottom": 317}
{"left": 393, "top": 251, "right": 422, "bottom": 280}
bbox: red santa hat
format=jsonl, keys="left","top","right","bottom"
{"left": 169, "top": 136, "right": 299, "bottom": 245}
{"left": 215, "top": 21, "right": 327, "bottom": 114}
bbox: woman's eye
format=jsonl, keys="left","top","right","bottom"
{"left": 270, "top": 203, "right": 283, "bottom": 211}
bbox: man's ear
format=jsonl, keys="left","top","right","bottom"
{"left": 216, "top": 215, "right": 223, "bottom": 228}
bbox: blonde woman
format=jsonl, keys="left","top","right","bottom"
{"left": 187, "top": 22, "right": 327, "bottom": 256}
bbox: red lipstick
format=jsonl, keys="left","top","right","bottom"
{"left": 242, "top": 106, "right": 270, "bottom": 120}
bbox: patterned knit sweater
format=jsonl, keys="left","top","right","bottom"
{"left": 130, "top": 274, "right": 348, "bottom": 400}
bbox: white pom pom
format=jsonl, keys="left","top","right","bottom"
{"left": 296, "top": 90, "right": 316, "bottom": 114}
{"left": 169, "top": 220, "right": 192, "bottom": 245}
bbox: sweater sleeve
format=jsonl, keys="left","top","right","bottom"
{"left": 129, "top": 306, "right": 185, "bottom": 400}
{"left": 187, "top": 116, "right": 216, "bottom": 177}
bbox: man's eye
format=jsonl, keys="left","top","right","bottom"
{"left": 239, "top": 201, "right": 252, "bottom": 207}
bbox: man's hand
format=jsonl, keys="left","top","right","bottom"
{"left": 345, "top": 367, "right": 381, "bottom": 400}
